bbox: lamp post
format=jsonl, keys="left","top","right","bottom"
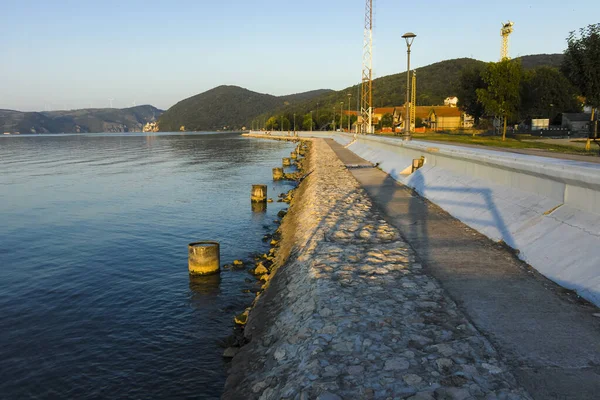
{"left": 340, "top": 102, "right": 344, "bottom": 132}
{"left": 310, "top": 111, "right": 313, "bottom": 132}
{"left": 347, "top": 93, "right": 352, "bottom": 132}
{"left": 293, "top": 113, "right": 296, "bottom": 132}
{"left": 402, "top": 32, "right": 416, "bottom": 141}
{"left": 280, "top": 115, "right": 283, "bottom": 133}
{"left": 332, "top": 106, "right": 336, "bottom": 131}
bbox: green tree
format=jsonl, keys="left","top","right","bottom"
{"left": 279, "top": 116, "right": 291, "bottom": 131}
{"left": 476, "top": 59, "right": 522, "bottom": 140}
{"left": 562, "top": 23, "right": 600, "bottom": 148}
{"left": 302, "top": 113, "right": 314, "bottom": 130}
{"left": 380, "top": 113, "right": 393, "bottom": 128}
{"left": 265, "top": 116, "right": 278, "bottom": 130}
{"left": 457, "top": 65, "right": 486, "bottom": 125}
{"left": 521, "top": 67, "right": 580, "bottom": 120}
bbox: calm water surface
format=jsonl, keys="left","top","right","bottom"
{"left": 0, "top": 132, "right": 296, "bottom": 399}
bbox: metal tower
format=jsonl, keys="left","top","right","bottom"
{"left": 410, "top": 70, "right": 416, "bottom": 130}
{"left": 500, "top": 21, "right": 514, "bottom": 60}
{"left": 360, "top": 0, "right": 373, "bottom": 134}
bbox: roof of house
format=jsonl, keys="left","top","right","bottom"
{"left": 373, "top": 107, "right": 396, "bottom": 115}
{"left": 429, "top": 106, "right": 462, "bottom": 118}
{"left": 563, "top": 113, "right": 592, "bottom": 122}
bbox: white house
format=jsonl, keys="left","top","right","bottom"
{"left": 444, "top": 97, "right": 458, "bottom": 107}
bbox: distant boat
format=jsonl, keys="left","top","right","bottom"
{"left": 3, "top": 132, "right": 10, "bottom": 135}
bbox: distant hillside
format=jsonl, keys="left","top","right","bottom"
{"left": 0, "top": 105, "right": 163, "bottom": 134}
{"left": 518, "top": 53, "right": 564, "bottom": 70}
{"left": 252, "top": 53, "right": 565, "bottom": 126}
{"left": 157, "top": 86, "right": 332, "bottom": 131}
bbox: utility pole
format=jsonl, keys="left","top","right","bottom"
{"left": 293, "top": 113, "right": 296, "bottom": 132}
{"left": 280, "top": 115, "right": 283, "bottom": 133}
{"left": 332, "top": 106, "right": 336, "bottom": 131}
{"left": 347, "top": 93, "right": 352, "bottom": 132}
{"left": 340, "top": 102, "right": 344, "bottom": 132}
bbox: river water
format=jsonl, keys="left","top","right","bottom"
{"left": 0, "top": 132, "right": 295, "bottom": 399}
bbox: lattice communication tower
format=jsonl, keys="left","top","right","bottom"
{"left": 360, "top": 0, "right": 373, "bottom": 134}
{"left": 500, "top": 21, "right": 514, "bottom": 60}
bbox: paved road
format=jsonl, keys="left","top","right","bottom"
{"left": 325, "top": 138, "right": 600, "bottom": 400}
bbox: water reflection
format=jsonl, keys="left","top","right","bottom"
{"left": 251, "top": 202, "right": 267, "bottom": 213}
{"left": 189, "top": 274, "right": 221, "bottom": 304}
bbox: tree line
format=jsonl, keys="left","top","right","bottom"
{"left": 252, "top": 110, "right": 358, "bottom": 132}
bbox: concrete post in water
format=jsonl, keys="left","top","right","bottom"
{"left": 251, "top": 184, "right": 267, "bottom": 202}
{"left": 188, "top": 241, "right": 220, "bottom": 276}
{"left": 282, "top": 158, "right": 291, "bottom": 167}
{"left": 272, "top": 167, "right": 284, "bottom": 181}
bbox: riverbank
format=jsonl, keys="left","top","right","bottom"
{"left": 223, "top": 137, "right": 530, "bottom": 399}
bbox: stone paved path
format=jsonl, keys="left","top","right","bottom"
{"left": 224, "top": 139, "right": 531, "bottom": 400}
{"left": 324, "top": 138, "right": 600, "bottom": 400}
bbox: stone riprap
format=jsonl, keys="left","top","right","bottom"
{"left": 223, "top": 138, "right": 530, "bottom": 399}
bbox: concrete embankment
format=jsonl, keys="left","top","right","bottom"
{"left": 290, "top": 132, "right": 600, "bottom": 308}
{"left": 223, "top": 137, "right": 530, "bottom": 399}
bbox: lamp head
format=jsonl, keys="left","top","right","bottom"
{"left": 402, "top": 32, "right": 417, "bottom": 47}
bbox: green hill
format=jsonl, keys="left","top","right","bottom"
{"left": 157, "top": 86, "right": 332, "bottom": 131}
{"left": 0, "top": 105, "right": 163, "bottom": 134}
{"left": 253, "top": 54, "right": 565, "bottom": 127}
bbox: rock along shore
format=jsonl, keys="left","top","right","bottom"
{"left": 223, "top": 137, "right": 531, "bottom": 400}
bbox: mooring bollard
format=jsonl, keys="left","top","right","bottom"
{"left": 272, "top": 167, "right": 284, "bottom": 180}
{"left": 188, "top": 241, "right": 220, "bottom": 275}
{"left": 282, "top": 157, "right": 291, "bottom": 167}
{"left": 251, "top": 184, "right": 267, "bottom": 202}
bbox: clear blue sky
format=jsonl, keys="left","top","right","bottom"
{"left": 1, "top": 0, "right": 598, "bottom": 111}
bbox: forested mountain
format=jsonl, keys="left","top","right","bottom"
{"left": 157, "top": 86, "right": 332, "bottom": 131}
{"left": 0, "top": 105, "right": 162, "bottom": 134}
{"left": 249, "top": 54, "right": 565, "bottom": 128}
{"left": 518, "top": 53, "right": 564, "bottom": 69}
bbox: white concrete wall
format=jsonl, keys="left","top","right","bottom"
{"left": 298, "top": 132, "right": 600, "bottom": 307}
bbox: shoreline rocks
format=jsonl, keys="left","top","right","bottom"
{"left": 223, "top": 138, "right": 531, "bottom": 399}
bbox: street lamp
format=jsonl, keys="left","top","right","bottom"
{"left": 310, "top": 111, "right": 313, "bottom": 132}
{"left": 332, "top": 106, "right": 336, "bottom": 131}
{"left": 340, "top": 102, "right": 344, "bottom": 132}
{"left": 347, "top": 93, "right": 352, "bottom": 132}
{"left": 293, "top": 113, "right": 296, "bottom": 133}
{"left": 402, "top": 32, "right": 416, "bottom": 141}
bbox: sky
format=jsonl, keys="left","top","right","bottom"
{"left": 1, "top": 0, "right": 598, "bottom": 112}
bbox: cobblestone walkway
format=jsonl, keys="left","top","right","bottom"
{"left": 223, "top": 139, "right": 530, "bottom": 400}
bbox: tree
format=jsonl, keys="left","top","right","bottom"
{"left": 380, "top": 113, "right": 393, "bottom": 128}
{"left": 562, "top": 23, "right": 600, "bottom": 149}
{"left": 457, "top": 65, "right": 486, "bottom": 125}
{"left": 476, "top": 59, "right": 522, "bottom": 140}
{"left": 279, "top": 116, "right": 291, "bottom": 131}
{"left": 265, "top": 116, "right": 278, "bottom": 130}
{"left": 521, "top": 66, "right": 580, "bottom": 120}
{"left": 302, "top": 113, "right": 314, "bottom": 131}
